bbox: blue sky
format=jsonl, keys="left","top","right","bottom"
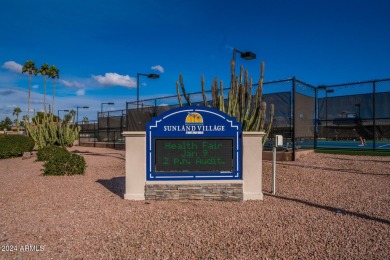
{"left": 1, "top": 0, "right": 390, "bottom": 121}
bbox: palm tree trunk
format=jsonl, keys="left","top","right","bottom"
{"left": 51, "top": 79, "right": 56, "bottom": 119}
{"left": 43, "top": 76, "right": 47, "bottom": 113}
{"left": 28, "top": 73, "right": 31, "bottom": 121}
{"left": 16, "top": 115, "right": 19, "bottom": 133}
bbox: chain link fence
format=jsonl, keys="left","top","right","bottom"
{"left": 316, "top": 78, "right": 390, "bottom": 151}
{"left": 79, "top": 77, "right": 390, "bottom": 156}
{"left": 79, "top": 109, "right": 126, "bottom": 149}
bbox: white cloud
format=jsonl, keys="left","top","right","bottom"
{"left": 76, "top": 89, "right": 85, "bottom": 96}
{"left": 0, "top": 86, "right": 44, "bottom": 118}
{"left": 2, "top": 61, "right": 22, "bottom": 73}
{"left": 225, "top": 44, "right": 234, "bottom": 51}
{"left": 32, "top": 84, "right": 39, "bottom": 89}
{"left": 92, "top": 72, "right": 136, "bottom": 88}
{"left": 59, "top": 79, "right": 85, "bottom": 88}
{"left": 151, "top": 65, "right": 164, "bottom": 73}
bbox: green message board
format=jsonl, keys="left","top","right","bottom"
{"left": 155, "top": 139, "right": 233, "bottom": 172}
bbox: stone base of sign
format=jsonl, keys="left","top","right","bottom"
{"left": 145, "top": 181, "right": 243, "bottom": 201}
{"left": 122, "top": 131, "right": 264, "bottom": 201}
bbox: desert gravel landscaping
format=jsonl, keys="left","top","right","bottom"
{"left": 0, "top": 146, "right": 389, "bottom": 259}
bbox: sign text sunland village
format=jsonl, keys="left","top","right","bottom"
{"left": 163, "top": 124, "right": 225, "bottom": 134}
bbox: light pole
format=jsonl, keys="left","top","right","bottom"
{"left": 318, "top": 86, "right": 334, "bottom": 140}
{"left": 57, "top": 109, "right": 69, "bottom": 120}
{"left": 136, "top": 73, "right": 160, "bottom": 109}
{"left": 101, "top": 102, "right": 115, "bottom": 113}
{"left": 232, "top": 48, "right": 256, "bottom": 61}
{"left": 76, "top": 106, "right": 89, "bottom": 124}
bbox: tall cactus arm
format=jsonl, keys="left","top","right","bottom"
{"left": 219, "top": 80, "right": 225, "bottom": 112}
{"left": 179, "top": 74, "right": 191, "bottom": 105}
{"left": 263, "top": 104, "right": 275, "bottom": 145}
{"left": 201, "top": 75, "right": 208, "bottom": 106}
{"left": 176, "top": 81, "right": 183, "bottom": 107}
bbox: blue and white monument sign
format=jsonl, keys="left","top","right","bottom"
{"left": 146, "top": 106, "right": 242, "bottom": 180}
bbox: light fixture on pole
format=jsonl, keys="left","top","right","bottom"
{"left": 232, "top": 48, "right": 257, "bottom": 61}
{"left": 57, "top": 109, "right": 69, "bottom": 119}
{"left": 76, "top": 106, "right": 89, "bottom": 124}
{"left": 136, "top": 73, "right": 160, "bottom": 109}
{"left": 101, "top": 102, "right": 115, "bottom": 113}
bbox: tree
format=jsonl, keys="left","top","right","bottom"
{"left": 48, "top": 65, "right": 60, "bottom": 117}
{"left": 69, "top": 110, "right": 76, "bottom": 124}
{"left": 39, "top": 63, "right": 50, "bottom": 113}
{"left": 20, "top": 116, "right": 28, "bottom": 128}
{"left": 63, "top": 114, "right": 72, "bottom": 124}
{"left": 22, "top": 60, "right": 38, "bottom": 121}
{"left": 82, "top": 117, "right": 89, "bottom": 124}
{"left": 13, "top": 107, "right": 22, "bottom": 133}
{"left": 0, "top": 117, "right": 13, "bottom": 131}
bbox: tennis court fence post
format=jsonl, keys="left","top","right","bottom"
{"left": 373, "top": 81, "right": 376, "bottom": 151}
{"left": 292, "top": 77, "right": 296, "bottom": 161}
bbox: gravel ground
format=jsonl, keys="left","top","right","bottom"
{"left": 0, "top": 146, "right": 389, "bottom": 259}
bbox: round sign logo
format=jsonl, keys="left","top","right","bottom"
{"left": 185, "top": 112, "right": 203, "bottom": 125}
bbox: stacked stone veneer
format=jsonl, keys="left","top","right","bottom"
{"left": 145, "top": 183, "right": 243, "bottom": 201}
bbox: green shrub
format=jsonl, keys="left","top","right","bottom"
{"left": 43, "top": 152, "right": 86, "bottom": 176}
{"left": 0, "top": 135, "right": 35, "bottom": 159}
{"left": 37, "top": 145, "right": 68, "bottom": 161}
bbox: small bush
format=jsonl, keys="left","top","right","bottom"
{"left": 37, "top": 145, "right": 68, "bottom": 161}
{"left": 43, "top": 152, "right": 86, "bottom": 176}
{"left": 0, "top": 135, "right": 35, "bottom": 159}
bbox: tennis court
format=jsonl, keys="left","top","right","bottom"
{"left": 264, "top": 138, "right": 390, "bottom": 150}
{"left": 301, "top": 140, "right": 390, "bottom": 149}
{"left": 285, "top": 139, "right": 390, "bottom": 150}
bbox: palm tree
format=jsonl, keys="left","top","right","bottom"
{"left": 82, "top": 116, "right": 89, "bottom": 124}
{"left": 13, "top": 107, "right": 22, "bottom": 133}
{"left": 69, "top": 110, "right": 76, "bottom": 125}
{"left": 22, "top": 60, "right": 38, "bottom": 122}
{"left": 39, "top": 63, "right": 50, "bottom": 113}
{"left": 63, "top": 114, "right": 72, "bottom": 124}
{"left": 48, "top": 65, "right": 60, "bottom": 118}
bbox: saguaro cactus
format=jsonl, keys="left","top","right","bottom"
{"left": 176, "top": 59, "right": 274, "bottom": 145}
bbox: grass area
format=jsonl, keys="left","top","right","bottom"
{"left": 315, "top": 148, "right": 390, "bottom": 156}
